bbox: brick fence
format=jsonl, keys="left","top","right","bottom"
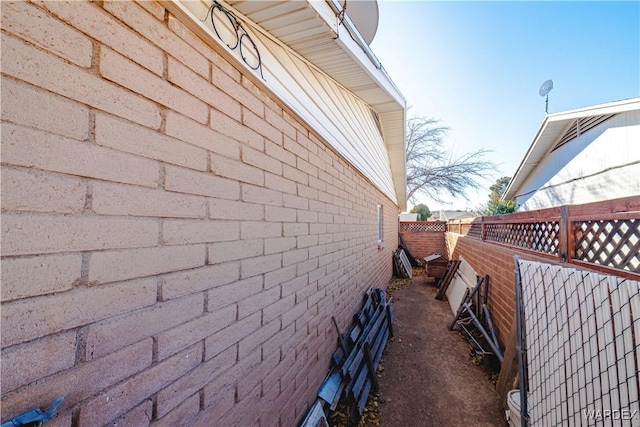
{"left": 1, "top": 2, "right": 398, "bottom": 425}
{"left": 400, "top": 195, "right": 640, "bottom": 348}
{"left": 444, "top": 233, "right": 559, "bottom": 347}
{"left": 398, "top": 221, "right": 447, "bottom": 259}
{"left": 399, "top": 223, "right": 543, "bottom": 346}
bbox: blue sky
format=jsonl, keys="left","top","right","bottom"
{"left": 369, "top": 1, "right": 640, "bottom": 212}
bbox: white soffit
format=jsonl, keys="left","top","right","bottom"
{"left": 225, "top": 1, "right": 403, "bottom": 108}
{"left": 165, "top": 0, "right": 407, "bottom": 209}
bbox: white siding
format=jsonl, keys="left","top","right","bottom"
{"left": 515, "top": 111, "right": 640, "bottom": 210}
{"left": 260, "top": 42, "right": 396, "bottom": 201}
{"left": 177, "top": 0, "right": 398, "bottom": 204}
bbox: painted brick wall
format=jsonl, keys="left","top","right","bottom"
{"left": 400, "top": 228, "right": 518, "bottom": 344}
{"left": 398, "top": 224, "right": 560, "bottom": 349}
{"left": 445, "top": 233, "right": 563, "bottom": 348}
{"left": 400, "top": 230, "right": 446, "bottom": 259}
{"left": 0, "top": 1, "right": 398, "bottom": 425}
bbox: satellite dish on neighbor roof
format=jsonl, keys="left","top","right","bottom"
{"left": 345, "top": 0, "right": 379, "bottom": 45}
{"left": 539, "top": 79, "right": 554, "bottom": 114}
{"left": 539, "top": 79, "right": 554, "bottom": 97}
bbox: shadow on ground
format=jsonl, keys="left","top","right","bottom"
{"left": 370, "top": 273, "right": 507, "bottom": 427}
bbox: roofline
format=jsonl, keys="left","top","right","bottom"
{"left": 547, "top": 96, "right": 640, "bottom": 120}
{"left": 324, "top": 0, "right": 407, "bottom": 107}
{"left": 162, "top": 0, "right": 407, "bottom": 209}
{"left": 502, "top": 97, "right": 640, "bottom": 201}
{"left": 501, "top": 115, "right": 550, "bottom": 200}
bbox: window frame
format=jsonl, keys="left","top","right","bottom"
{"left": 377, "top": 204, "right": 383, "bottom": 243}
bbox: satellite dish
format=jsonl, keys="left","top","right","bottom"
{"left": 345, "top": 0, "right": 379, "bottom": 45}
{"left": 539, "top": 79, "right": 554, "bottom": 97}
{"left": 539, "top": 79, "right": 555, "bottom": 113}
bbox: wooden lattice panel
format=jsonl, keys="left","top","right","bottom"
{"left": 484, "top": 221, "right": 560, "bottom": 255}
{"left": 573, "top": 219, "right": 640, "bottom": 273}
{"left": 467, "top": 223, "right": 482, "bottom": 239}
{"left": 399, "top": 222, "right": 447, "bottom": 233}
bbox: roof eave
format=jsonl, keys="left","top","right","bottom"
{"left": 224, "top": 0, "right": 407, "bottom": 208}
{"left": 502, "top": 97, "right": 640, "bottom": 201}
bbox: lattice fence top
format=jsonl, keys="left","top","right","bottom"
{"left": 408, "top": 197, "right": 640, "bottom": 278}
{"left": 467, "top": 222, "right": 482, "bottom": 239}
{"left": 484, "top": 221, "right": 560, "bottom": 255}
{"left": 399, "top": 222, "right": 447, "bottom": 233}
{"left": 574, "top": 218, "right": 639, "bottom": 273}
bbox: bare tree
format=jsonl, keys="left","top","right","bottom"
{"left": 406, "top": 116, "right": 496, "bottom": 203}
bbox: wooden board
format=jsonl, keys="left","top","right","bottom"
{"left": 398, "top": 249, "right": 412, "bottom": 279}
{"left": 445, "top": 256, "right": 477, "bottom": 314}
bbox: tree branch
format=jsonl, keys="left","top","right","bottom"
{"left": 405, "top": 116, "right": 497, "bottom": 204}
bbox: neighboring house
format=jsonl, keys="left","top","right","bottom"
{"left": 503, "top": 97, "right": 640, "bottom": 211}
{"left": 399, "top": 213, "right": 419, "bottom": 221}
{"left": 430, "top": 210, "right": 476, "bottom": 221}
{"left": 0, "top": 1, "right": 405, "bottom": 426}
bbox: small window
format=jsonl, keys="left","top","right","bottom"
{"left": 377, "top": 204, "right": 383, "bottom": 242}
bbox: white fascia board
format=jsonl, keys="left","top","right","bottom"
{"left": 547, "top": 96, "right": 640, "bottom": 121}
{"left": 309, "top": 0, "right": 406, "bottom": 110}
{"left": 308, "top": 0, "right": 340, "bottom": 33}
{"left": 502, "top": 117, "right": 550, "bottom": 201}
{"left": 332, "top": 30, "right": 406, "bottom": 109}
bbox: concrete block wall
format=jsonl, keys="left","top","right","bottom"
{"left": 0, "top": 1, "right": 398, "bottom": 425}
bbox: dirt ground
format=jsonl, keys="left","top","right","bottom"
{"left": 370, "top": 272, "right": 507, "bottom": 427}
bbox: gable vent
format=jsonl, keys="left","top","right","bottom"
{"left": 552, "top": 113, "right": 618, "bottom": 151}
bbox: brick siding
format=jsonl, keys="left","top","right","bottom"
{"left": 0, "top": 1, "right": 398, "bottom": 425}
